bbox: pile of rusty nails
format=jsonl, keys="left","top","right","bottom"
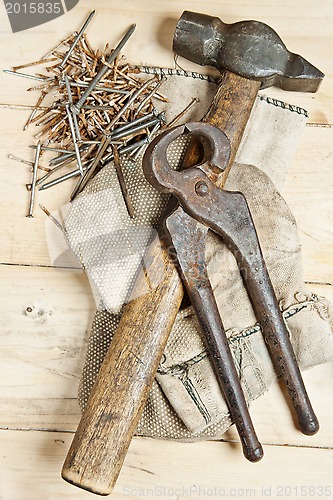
{"left": 4, "top": 10, "right": 173, "bottom": 220}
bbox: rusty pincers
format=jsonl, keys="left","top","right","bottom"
{"left": 143, "top": 122, "right": 319, "bottom": 463}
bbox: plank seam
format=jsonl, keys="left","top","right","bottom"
{"left": 306, "top": 123, "right": 333, "bottom": 128}
{"left": 0, "top": 263, "right": 331, "bottom": 287}
{"left": 305, "top": 280, "right": 333, "bottom": 286}
{"left": 220, "top": 438, "right": 333, "bottom": 451}
{"left": 0, "top": 261, "right": 81, "bottom": 271}
{"left": 1, "top": 427, "right": 332, "bottom": 452}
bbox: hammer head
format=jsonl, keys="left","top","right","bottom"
{"left": 173, "top": 11, "right": 324, "bottom": 92}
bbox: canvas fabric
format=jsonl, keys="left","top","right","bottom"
{"left": 63, "top": 73, "right": 333, "bottom": 440}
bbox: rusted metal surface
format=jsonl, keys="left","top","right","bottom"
{"left": 143, "top": 122, "right": 319, "bottom": 461}
{"left": 173, "top": 11, "right": 324, "bottom": 92}
{"left": 165, "top": 207, "right": 263, "bottom": 462}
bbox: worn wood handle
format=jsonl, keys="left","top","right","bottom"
{"left": 62, "top": 71, "right": 260, "bottom": 496}
{"left": 62, "top": 233, "right": 183, "bottom": 495}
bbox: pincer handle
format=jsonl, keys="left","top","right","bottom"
{"left": 218, "top": 192, "right": 320, "bottom": 436}
{"left": 171, "top": 169, "right": 320, "bottom": 437}
{"left": 165, "top": 206, "right": 263, "bottom": 463}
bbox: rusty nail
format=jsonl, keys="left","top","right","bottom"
{"left": 27, "top": 141, "right": 41, "bottom": 218}
{"left": 12, "top": 57, "right": 57, "bottom": 71}
{"left": 38, "top": 162, "right": 91, "bottom": 190}
{"left": 113, "top": 145, "right": 135, "bottom": 218}
{"left": 24, "top": 90, "right": 48, "bottom": 130}
{"left": 65, "top": 104, "right": 83, "bottom": 174}
{"left": 167, "top": 98, "right": 200, "bottom": 128}
{"left": 73, "top": 24, "right": 136, "bottom": 112}
{"left": 39, "top": 204, "right": 64, "bottom": 231}
{"left": 64, "top": 74, "right": 81, "bottom": 140}
{"left": 59, "top": 10, "right": 96, "bottom": 69}
{"left": 3, "top": 69, "right": 53, "bottom": 82}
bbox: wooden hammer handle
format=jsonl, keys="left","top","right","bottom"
{"left": 62, "top": 233, "right": 183, "bottom": 495}
{"left": 62, "top": 72, "right": 259, "bottom": 496}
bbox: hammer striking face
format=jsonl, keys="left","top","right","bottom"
{"left": 173, "top": 10, "right": 324, "bottom": 92}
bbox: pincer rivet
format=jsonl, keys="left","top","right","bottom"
{"left": 195, "top": 180, "right": 209, "bottom": 197}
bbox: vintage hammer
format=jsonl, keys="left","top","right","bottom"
{"left": 62, "top": 11, "right": 324, "bottom": 496}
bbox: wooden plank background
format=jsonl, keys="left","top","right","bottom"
{"left": 0, "top": 0, "right": 332, "bottom": 498}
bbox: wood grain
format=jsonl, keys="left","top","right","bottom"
{"left": 0, "top": 0, "right": 332, "bottom": 123}
{"left": 0, "top": 264, "right": 332, "bottom": 448}
{"left": 283, "top": 126, "right": 333, "bottom": 283}
{"left": 1, "top": 429, "right": 333, "bottom": 500}
{"left": 0, "top": 264, "right": 94, "bottom": 430}
{"left": 1, "top": 120, "right": 332, "bottom": 276}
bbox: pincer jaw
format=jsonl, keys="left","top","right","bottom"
{"left": 142, "top": 123, "right": 230, "bottom": 195}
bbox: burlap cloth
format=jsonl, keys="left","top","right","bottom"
{"left": 63, "top": 73, "right": 333, "bottom": 441}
